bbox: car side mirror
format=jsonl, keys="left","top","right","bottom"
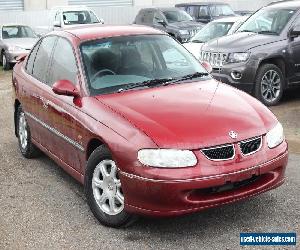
{"left": 53, "top": 20, "right": 61, "bottom": 28}
{"left": 52, "top": 80, "right": 79, "bottom": 97}
{"left": 157, "top": 20, "right": 167, "bottom": 26}
{"left": 201, "top": 61, "right": 213, "bottom": 74}
{"left": 289, "top": 25, "right": 300, "bottom": 38}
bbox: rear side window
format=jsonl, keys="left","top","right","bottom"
{"left": 48, "top": 38, "right": 78, "bottom": 86}
{"left": 32, "top": 36, "right": 57, "bottom": 83}
{"left": 26, "top": 41, "right": 40, "bottom": 74}
{"left": 135, "top": 10, "right": 154, "bottom": 24}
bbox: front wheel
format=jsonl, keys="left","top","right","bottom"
{"left": 254, "top": 64, "right": 284, "bottom": 106}
{"left": 2, "top": 52, "right": 11, "bottom": 70}
{"left": 85, "top": 145, "right": 136, "bottom": 227}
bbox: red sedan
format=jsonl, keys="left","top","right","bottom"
{"left": 12, "top": 25, "right": 288, "bottom": 227}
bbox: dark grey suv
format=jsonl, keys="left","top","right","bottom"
{"left": 200, "top": 1, "right": 300, "bottom": 106}
{"left": 176, "top": 2, "right": 236, "bottom": 24}
{"left": 134, "top": 8, "right": 203, "bottom": 43}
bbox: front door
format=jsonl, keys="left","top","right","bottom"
{"left": 288, "top": 17, "right": 300, "bottom": 84}
{"left": 43, "top": 37, "right": 85, "bottom": 173}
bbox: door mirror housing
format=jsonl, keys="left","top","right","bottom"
{"left": 201, "top": 61, "right": 213, "bottom": 74}
{"left": 53, "top": 20, "right": 61, "bottom": 28}
{"left": 157, "top": 20, "right": 167, "bottom": 26}
{"left": 52, "top": 80, "right": 79, "bottom": 97}
{"left": 290, "top": 25, "right": 300, "bottom": 38}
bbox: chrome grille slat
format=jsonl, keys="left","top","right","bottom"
{"left": 200, "top": 51, "right": 228, "bottom": 68}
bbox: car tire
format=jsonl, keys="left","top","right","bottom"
{"left": 254, "top": 64, "right": 284, "bottom": 106}
{"left": 85, "top": 145, "right": 136, "bottom": 228}
{"left": 16, "top": 106, "right": 40, "bottom": 158}
{"left": 2, "top": 52, "right": 11, "bottom": 70}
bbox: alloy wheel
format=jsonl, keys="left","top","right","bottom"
{"left": 18, "top": 112, "right": 28, "bottom": 150}
{"left": 92, "top": 160, "right": 124, "bottom": 216}
{"left": 261, "top": 69, "right": 281, "bottom": 103}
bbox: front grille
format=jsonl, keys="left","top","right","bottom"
{"left": 239, "top": 137, "right": 262, "bottom": 156}
{"left": 199, "top": 51, "right": 228, "bottom": 68}
{"left": 188, "top": 29, "right": 199, "bottom": 37}
{"left": 202, "top": 144, "right": 234, "bottom": 161}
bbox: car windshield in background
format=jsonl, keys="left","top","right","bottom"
{"left": 63, "top": 10, "right": 99, "bottom": 25}
{"left": 210, "top": 5, "right": 235, "bottom": 17}
{"left": 238, "top": 8, "right": 296, "bottom": 35}
{"left": 80, "top": 35, "right": 209, "bottom": 95}
{"left": 163, "top": 10, "right": 193, "bottom": 22}
{"left": 191, "top": 21, "right": 234, "bottom": 43}
{"left": 2, "top": 26, "right": 37, "bottom": 39}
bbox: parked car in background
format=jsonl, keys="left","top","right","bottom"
{"left": 199, "top": 1, "right": 300, "bottom": 106}
{"left": 12, "top": 25, "right": 288, "bottom": 228}
{"left": 0, "top": 24, "right": 38, "bottom": 70}
{"left": 36, "top": 5, "right": 104, "bottom": 35}
{"left": 134, "top": 8, "right": 203, "bottom": 43}
{"left": 183, "top": 16, "right": 248, "bottom": 59}
{"left": 176, "top": 2, "right": 236, "bottom": 24}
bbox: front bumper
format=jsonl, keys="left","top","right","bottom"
{"left": 120, "top": 144, "right": 288, "bottom": 217}
{"left": 211, "top": 61, "right": 257, "bottom": 94}
{"left": 6, "top": 50, "right": 30, "bottom": 63}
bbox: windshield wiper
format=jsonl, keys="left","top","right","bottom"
{"left": 239, "top": 30, "right": 256, "bottom": 33}
{"left": 257, "top": 30, "right": 278, "bottom": 35}
{"left": 117, "top": 78, "right": 173, "bottom": 92}
{"left": 191, "top": 39, "right": 205, "bottom": 43}
{"left": 162, "top": 72, "right": 209, "bottom": 86}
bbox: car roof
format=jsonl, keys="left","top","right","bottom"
{"left": 267, "top": 0, "right": 300, "bottom": 9}
{"left": 57, "top": 24, "right": 164, "bottom": 41}
{"left": 140, "top": 7, "right": 181, "bottom": 11}
{"left": 211, "top": 16, "right": 248, "bottom": 23}
{"left": 176, "top": 2, "right": 230, "bottom": 6}
{"left": 51, "top": 5, "right": 91, "bottom": 12}
{"left": 1, "top": 24, "right": 30, "bottom": 27}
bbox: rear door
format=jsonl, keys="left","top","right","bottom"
{"left": 21, "top": 36, "right": 58, "bottom": 148}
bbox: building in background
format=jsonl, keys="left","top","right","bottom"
{"left": 0, "top": 0, "right": 278, "bottom": 25}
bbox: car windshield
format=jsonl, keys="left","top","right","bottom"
{"left": 210, "top": 5, "right": 235, "bottom": 17}
{"left": 238, "top": 8, "right": 296, "bottom": 35}
{"left": 63, "top": 10, "right": 99, "bottom": 25}
{"left": 163, "top": 10, "right": 193, "bottom": 23}
{"left": 191, "top": 21, "right": 234, "bottom": 43}
{"left": 2, "top": 26, "right": 37, "bottom": 39}
{"left": 80, "top": 35, "right": 210, "bottom": 95}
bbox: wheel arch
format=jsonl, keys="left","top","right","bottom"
{"left": 86, "top": 138, "right": 104, "bottom": 161}
{"left": 257, "top": 57, "right": 287, "bottom": 87}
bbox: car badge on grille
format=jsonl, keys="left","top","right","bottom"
{"left": 229, "top": 131, "right": 238, "bottom": 139}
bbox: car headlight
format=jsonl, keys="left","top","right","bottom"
{"left": 137, "top": 149, "right": 197, "bottom": 168}
{"left": 227, "top": 52, "right": 250, "bottom": 63}
{"left": 8, "top": 46, "right": 24, "bottom": 52}
{"left": 179, "top": 30, "right": 189, "bottom": 35}
{"left": 266, "top": 122, "right": 284, "bottom": 149}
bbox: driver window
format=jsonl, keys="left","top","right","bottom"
{"left": 48, "top": 38, "right": 78, "bottom": 86}
{"left": 198, "top": 6, "right": 209, "bottom": 18}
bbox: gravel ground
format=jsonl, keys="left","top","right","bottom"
{"left": 0, "top": 68, "right": 299, "bottom": 250}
